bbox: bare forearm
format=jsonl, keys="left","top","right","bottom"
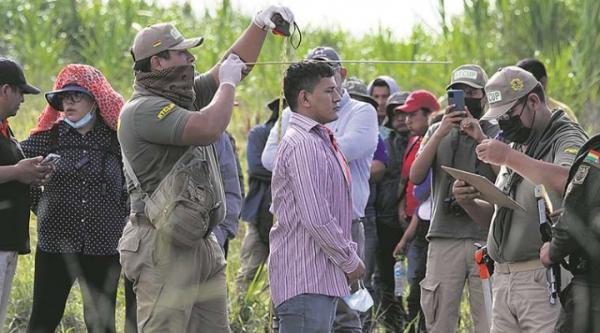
{"left": 0, "top": 165, "right": 18, "bottom": 184}
{"left": 410, "top": 133, "right": 442, "bottom": 184}
{"left": 402, "top": 214, "right": 419, "bottom": 243}
{"left": 461, "top": 199, "right": 494, "bottom": 229}
{"left": 210, "top": 24, "right": 268, "bottom": 82}
{"left": 181, "top": 85, "right": 235, "bottom": 146}
{"left": 505, "top": 149, "right": 569, "bottom": 196}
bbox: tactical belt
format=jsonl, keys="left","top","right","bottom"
{"left": 495, "top": 259, "right": 545, "bottom": 274}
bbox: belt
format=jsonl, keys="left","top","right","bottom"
{"left": 129, "top": 213, "right": 155, "bottom": 228}
{"left": 495, "top": 259, "right": 545, "bottom": 274}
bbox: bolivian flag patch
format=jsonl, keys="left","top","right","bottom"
{"left": 584, "top": 149, "right": 600, "bottom": 167}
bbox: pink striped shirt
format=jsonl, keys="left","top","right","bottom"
{"left": 269, "top": 112, "right": 360, "bottom": 307}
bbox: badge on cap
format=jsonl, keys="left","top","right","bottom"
{"left": 584, "top": 149, "right": 600, "bottom": 167}
{"left": 152, "top": 40, "right": 162, "bottom": 48}
{"left": 170, "top": 28, "right": 183, "bottom": 40}
{"left": 487, "top": 91, "right": 502, "bottom": 104}
{"left": 511, "top": 78, "right": 524, "bottom": 91}
{"left": 453, "top": 69, "right": 478, "bottom": 81}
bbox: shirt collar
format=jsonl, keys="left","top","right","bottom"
{"left": 289, "top": 111, "right": 321, "bottom": 133}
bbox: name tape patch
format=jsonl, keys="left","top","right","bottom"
{"left": 453, "top": 69, "right": 478, "bottom": 81}
{"left": 157, "top": 103, "right": 176, "bottom": 120}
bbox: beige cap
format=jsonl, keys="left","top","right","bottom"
{"left": 131, "top": 23, "right": 204, "bottom": 61}
{"left": 481, "top": 66, "right": 540, "bottom": 120}
{"left": 446, "top": 64, "right": 488, "bottom": 90}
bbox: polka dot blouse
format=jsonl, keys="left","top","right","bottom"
{"left": 21, "top": 120, "right": 129, "bottom": 255}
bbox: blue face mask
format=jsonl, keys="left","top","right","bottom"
{"left": 64, "top": 106, "right": 95, "bottom": 129}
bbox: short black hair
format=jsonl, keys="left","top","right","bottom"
{"left": 284, "top": 61, "right": 335, "bottom": 112}
{"left": 518, "top": 83, "right": 546, "bottom": 104}
{"left": 133, "top": 50, "right": 171, "bottom": 72}
{"left": 371, "top": 78, "right": 390, "bottom": 89}
{"left": 516, "top": 58, "right": 547, "bottom": 82}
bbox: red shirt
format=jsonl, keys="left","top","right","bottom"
{"left": 402, "top": 136, "right": 422, "bottom": 216}
{"left": 0, "top": 120, "right": 9, "bottom": 139}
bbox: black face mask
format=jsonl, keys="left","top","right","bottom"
{"left": 498, "top": 103, "right": 533, "bottom": 144}
{"left": 465, "top": 97, "right": 484, "bottom": 119}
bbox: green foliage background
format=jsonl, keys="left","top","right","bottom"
{"left": 1, "top": 0, "right": 598, "bottom": 332}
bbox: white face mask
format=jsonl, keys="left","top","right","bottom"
{"left": 64, "top": 104, "right": 96, "bottom": 129}
{"left": 342, "top": 281, "right": 374, "bottom": 312}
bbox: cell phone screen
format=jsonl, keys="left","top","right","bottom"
{"left": 448, "top": 89, "right": 465, "bottom": 113}
{"left": 41, "top": 153, "right": 61, "bottom": 166}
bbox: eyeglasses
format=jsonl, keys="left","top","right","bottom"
{"left": 498, "top": 101, "right": 526, "bottom": 122}
{"left": 60, "top": 91, "right": 87, "bottom": 105}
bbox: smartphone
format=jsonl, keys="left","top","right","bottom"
{"left": 448, "top": 89, "right": 465, "bottom": 113}
{"left": 41, "top": 153, "right": 61, "bottom": 166}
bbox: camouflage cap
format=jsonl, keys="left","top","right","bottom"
{"left": 131, "top": 23, "right": 204, "bottom": 61}
{"left": 386, "top": 91, "right": 410, "bottom": 114}
{"left": 446, "top": 64, "right": 488, "bottom": 90}
{"left": 481, "top": 66, "right": 540, "bottom": 120}
{"left": 343, "top": 78, "right": 377, "bottom": 109}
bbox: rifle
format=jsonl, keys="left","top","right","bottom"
{"left": 534, "top": 184, "right": 560, "bottom": 305}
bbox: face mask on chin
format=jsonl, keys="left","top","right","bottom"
{"left": 498, "top": 103, "right": 534, "bottom": 144}
{"left": 465, "top": 97, "right": 484, "bottom": 119}
{"left": 64, "top": 104, "right": 96, "bottom": 129}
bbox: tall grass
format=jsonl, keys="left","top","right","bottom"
{"left": 2, "top": 0, "right": 598, "bottom": 332}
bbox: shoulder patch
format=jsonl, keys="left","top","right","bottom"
{"left": 583, "top": 149, "right": 600, "bottom": 167}
{"left": 157, "top": 103, "right": 176, "bottom": 120}
{"left": 564, "top": 147, "right": 579, "bottom": 155}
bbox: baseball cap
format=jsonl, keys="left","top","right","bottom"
{"left": 0, "top": 57, "right": 40, "bottom": 94}
{"left": 45, "top": 84, "right": 93, "bottom": 111}
{"left": 385, "top": 91, "right": 410, "bottom": 114}
{"left": 446, "top": 64, "right": 488, "bottom": 90}
{"left": 481, "top": 66, "right": 540, "bottom": 121}
{"left": 343, "top": 78, "right": 378, "bottom": 109}
{"left": 397, "top": 90, "right": 440, "bottom": 113}
{"left": 306, "top": 46, "right": 341, "bottom": 68}
{"left": 131, "top": 23, "right": 204, "bottom": 61}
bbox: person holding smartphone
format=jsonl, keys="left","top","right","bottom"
{"left": 0, "top": 57, "right": 52, "bottom": 329}
{"left": 20, "top": 64, "right": 128, "bottom": 333}
{"left": 409, "top": 64, "right": 499, "bottom": 333}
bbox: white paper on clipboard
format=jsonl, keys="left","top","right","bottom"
{"left": 442, "top": 166, "right": 526, "bottom": 211}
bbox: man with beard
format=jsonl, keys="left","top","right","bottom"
{"left": 410, "top": 64, "right": 498, "bottom": 333}
{"left": 452, "top": 66, "right": 587, "bottom": 333}
{"left": 117, "top": 6, "right": 294, "bottom": 331}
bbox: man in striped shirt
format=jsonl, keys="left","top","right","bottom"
{"left": 270, "top": 61, "right": 365, "bottom": 332}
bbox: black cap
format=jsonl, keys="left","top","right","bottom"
{"left": 0, "top": 57, "right": 40, "bottom": 94}
{"left": 267, "top": 97, "right": 287, "bottom": 113}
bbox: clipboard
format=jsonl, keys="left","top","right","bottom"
{"left": 441, "top": 166, "right": 526, "bottom": 211}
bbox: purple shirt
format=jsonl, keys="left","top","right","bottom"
{"left": 269, "top": 112, "right": 360, "bottom": 307}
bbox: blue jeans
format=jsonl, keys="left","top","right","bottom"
{"left": 276, "top": 294, "right": 339, "bottom": 333}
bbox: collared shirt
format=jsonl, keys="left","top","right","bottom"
{"left": 269, "top": 112, "right": 360, "bottom": 307}
{"left": 21, "top": 121, "right": 128, "bottom": 255}
{"left": 261, "top": 90, "right": 379, "bottom": 219}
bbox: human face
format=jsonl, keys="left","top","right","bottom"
{"left": 305, "top": 76, "right": 341, "bottom": 124}
{"left": 61, "top": 92, "right": 96, "bottom": 123}
{"left": 153, "top": 49, "right": 195, "bottom": 70}
{"left": 391, "top": 110, "right": 409, "bottom": 134}
{"left": 0, "top": 85, "right": 24, "bottom": 119}
{"left": 405, "top": 109, "right": 429, "bottom": 136}
{"left": 371, "top": 85, "right": 390, "bottom": 118}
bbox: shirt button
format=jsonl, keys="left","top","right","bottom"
{"left": 83, "top": 150, "right": 87, "bottom": 154}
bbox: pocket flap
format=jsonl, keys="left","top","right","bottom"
{"left": 118, "top": 225, "right": 142, "bottom": 252}
{"left": 420, "top": 278, "right": 440, "bottom": 292}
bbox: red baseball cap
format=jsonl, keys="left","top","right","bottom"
{"left": 396, "top": 90, "right": 440, "bottom": 113}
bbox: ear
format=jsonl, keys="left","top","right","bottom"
{"left": 527, "top": 92, "right": 541, "bottom": 108}
{"left": 150, "top": 55, "right": 164, "bottom": 71}
{"left": 340, "top": 67, "right": 348, "bottom": 80}
{"left": 0, "top": 84, "right": 10, "bottom": 97}
{"left": 298, "top": 90, "right": 311, "bottom": 108}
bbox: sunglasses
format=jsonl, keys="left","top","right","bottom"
{"left": 59, "top": 91, "right": 89, "bottom": 105}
